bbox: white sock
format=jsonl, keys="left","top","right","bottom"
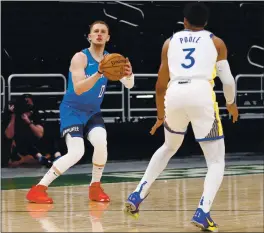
{"left": 38, "top": 167, "right": 60, "bottom": 187}
{"left": 91, "top": 165, "right": 105, "bottom": 184}
{"left": 135, "top": 129, "right": 184, "bottom": 198}
{"left": 38, "top": 134, "right": 85, "bottom": 187}
{"left": 198, "top": 139, "right": 225, "bottom": 213}
{"left": 87, "top": 127, "right": 108, "bottom": 185}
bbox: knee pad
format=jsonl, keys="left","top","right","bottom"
{"left": 66, "top": 134, "right": 85, "bottom": 162}
{"left": 88, "top": 127, "right": 108, "bottom": 164}
{"left": 88, "top": 127, "right": 107, "bottom": 148}
{"left": 53, "top": 134, "right": 85, "bottom": 173}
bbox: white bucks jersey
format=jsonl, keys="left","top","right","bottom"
{"left": 168, "top": 30, "right": 217, "bottom": 81}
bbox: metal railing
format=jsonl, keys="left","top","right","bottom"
{"left": 8, "top": 74, "right": 67, "bottom": 102}
{"left": 128, "top": 73, "right": 264, "bottom": 121}
{"left": 4, "top": 73, "right": 264, "bottom": 122}
{"left": 1, "top": 75, "right": 5, "bottom": 112}
{"left": 128, "top": 74, "right": 157, "bottom": 121}
{"left": 235, "top": 74, "right": 264, "bottom": 107}
{"left": 8, "top": 74, "right": 67, "bottom": 121}
{"left": 7, "top": 74, "right": 125, "bottom": 122}
{"left": 102, "top": 84, "right": 125, "bottom": 122}
{"left": 235, "top": 74, "right": 264, "bottom": 119}
{"left": 247, "top": 45, "right": 264, "bottom": 69}
{"left": 103, "top": 1, "right": 144, "bottom": 27}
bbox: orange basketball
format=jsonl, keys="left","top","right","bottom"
{"left": 100, "top": 53, "right": 127, "bottom": 81}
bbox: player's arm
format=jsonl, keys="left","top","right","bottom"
{"left": 119, "top": 57, "right": 134, "bottom": 89}
{"left": 156, "top": 38, "right": 170, "bottom": 120}
{"left": 70, "top": 52, "right": 102, "bottom": 95}
{"left": 213, "top": 36, "right": 238, "bottom": 122}
{"left": 150, "top": 38, "right": 170, "bottom": 135}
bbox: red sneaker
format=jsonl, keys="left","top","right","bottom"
{"left": 26, "top": 185, "right": 53, "bottom": 204}
{"left": 89, "top": 182, "right": 110, "bottom": 202}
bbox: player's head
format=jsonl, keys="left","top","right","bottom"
{"left": 183, "top": 2, "right": 209, "bottom": 29}
{"left": 88, "top": 20, "right": 110, "bottom": 46}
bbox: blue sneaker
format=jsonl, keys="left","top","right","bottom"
{"left": 124, "top": 181, "right": 149, "bottom": 218}
{"left": 191, "top": 208, "right": 219, "bottom": 232}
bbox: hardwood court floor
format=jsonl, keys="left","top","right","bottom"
{"left": 2, "top": 174, "right": 263, "bottom": 232}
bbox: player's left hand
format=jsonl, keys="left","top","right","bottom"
{"left": 150, "top": 118, "right": 164, "bottom": 135}
{"left": 226, "top": 102, "right": 239, "bottom": 123}
{"left": 124, "top": 57, "right": 132, "bottom": 77}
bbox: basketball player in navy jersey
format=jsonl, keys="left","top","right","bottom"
{"left": 27, "top": 20, "right": 134, "bottom": 203}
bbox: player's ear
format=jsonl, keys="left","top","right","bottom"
{"left": 106, "top": 35, "right": 110, "bottom": 42}
{"left": 183, "top": 18, "right": 188, "bottom": 27}
{"left": 88, "top": 34, "right": 92, "bottom": 42}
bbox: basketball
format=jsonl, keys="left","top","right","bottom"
{"left": 100, "top": 53, "right": 127, "bottom": 81}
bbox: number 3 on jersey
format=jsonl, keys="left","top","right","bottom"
{"left": 98, "top": 85, "right": 105, "bottom": 98}
{"left": 181, "top": 48, "right": 196, "bottom": 69}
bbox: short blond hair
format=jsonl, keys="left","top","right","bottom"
{"left": 89, "top": 20, "right": 110, "bottom": 34}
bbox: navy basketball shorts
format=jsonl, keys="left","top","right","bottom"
{"left": 60, "top": 103, "right": 105, "bottom": 138}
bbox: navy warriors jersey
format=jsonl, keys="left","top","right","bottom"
{"left": 62, "top": 49, "right": 108, "bottom": 112}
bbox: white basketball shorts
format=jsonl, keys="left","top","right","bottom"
{"left": 164, "top": 79, "right": 224, "bottom": 141}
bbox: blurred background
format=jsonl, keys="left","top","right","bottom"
{"left": 1, "top": 1, "right": 264, "bottom": 168}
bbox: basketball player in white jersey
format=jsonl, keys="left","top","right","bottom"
{"left": 125, "top": 3, "right": 238, "bottom": 232}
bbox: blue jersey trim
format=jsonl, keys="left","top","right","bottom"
{"left": 82, "top": 48, "right": 109, "bottom": 64}
{"left": 86, "top": 124, "right": 105, "bottom": 135}
{"left": 164, "top": 122, "right": 187, "bottom": 135}
{"left": 196, "top": 135, "right": 224, "bottom": 142}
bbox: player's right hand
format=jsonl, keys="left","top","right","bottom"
{"left": 98, "top": 61, "right": 104, "bottom": 75}
{"left": 226, "top": 102, "right": 239, "bottom": 123}
{"left": 150, "top": 118, "right": 164, "bottom": 135}
{"left": 98, "top": 54, "right": 108, "bottom": 75}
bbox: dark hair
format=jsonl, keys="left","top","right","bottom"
{"left": 13, "top": 95, "right": 34, "bottom": 114}
{"left": 89, "top": 20, "right": 110, "bottom": 34}
{"left": 183, "top": 2, "right": 209, "bottom": 27}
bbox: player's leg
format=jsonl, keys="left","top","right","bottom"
{"left": 85, "top": 112, "right": 110, "bottom": 202}
{"left": 26, "top": 105, "right": 85, "bottom": 204}
{"left": 198, "top": 139, "right": 225, "bottom": 210}
{"left": 189, "top": 92, "right": 224, "bottom": 232}
{"left": 26, "top": 134, "right": 85, "bottom": 203}
{"left": 125, "top": 106, "right": 189, "bottom": 216}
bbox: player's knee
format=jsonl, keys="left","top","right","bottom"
{"left": 75, "top": 144, "right": 85, "bottom": 159}
{"left": 162, "top": 141, "right": 181, "bottom": 155}
{"left": 164, "top": 133, "right": 184, "bottom": 152}
{"left": 88, "top": 127, "right": 107, "bottom": 148}
{"left": 200, "top": 138, "right": 225, "bottom": 166}
{"left": 67, "top": 136, "right": 85, "bottom": 160}
{"left": 163, "top": 143, "right": 178, "bottom": 154}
